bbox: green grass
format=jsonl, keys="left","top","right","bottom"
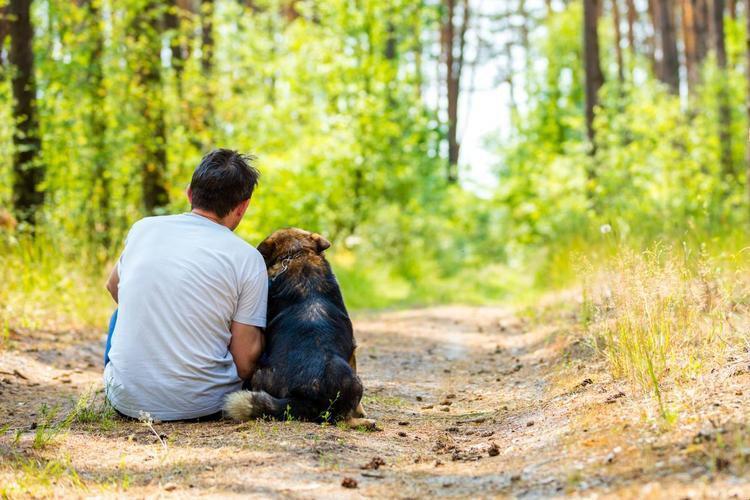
{"left": 19, "top": 390, "right": 117, "bottom": 452}
{"left": 0, "top": 455, "right": 85, "bottom": 498}
{"left": 32, "top": 404, "right": 73, "bottom": 450}
{"left": 362, "top": 394, "right": 407, "bottom": 407}
{"left": 333, "top": 254, "right": 522, "bottom": 310}
{"left": 70, "top": 388, "right": 117, "bottom": 431}
{"left": 0, "top": 232, "right": 111, "bottom": 336}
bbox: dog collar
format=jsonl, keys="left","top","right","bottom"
{"left": 270, "top": 250, "right": 308, "bottom": 282}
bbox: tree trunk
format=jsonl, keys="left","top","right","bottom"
{"left": 282, "top": 0, "right": 300, "bottom": 22}
{"left": 132, "top": 2, "right": 169, "bottom": 213}
{"left": 165, "top": 0, "right": 194, "bottom": 94}
{"left": 713, "top": 0, "right": 733, "bottom": 181}
{"left": 9, "top": 0, "right": 43, "bottom": 224}
{"left": 446, "top": 0, "right": 458, "bottom": 181}
{"left": 682, "top": 0, "right": 699, "bottom": 91}
{"left": 656, "top": 0, "right": 680, "bottom": 94}
{"left": 625, "top": 0, "right": 637, "bottom": 58}
{"left": 442, "top": 0, "right": 455, "bottom": 179}
{"left": 584, "top": 0, "right": 604, "bottom": 158}
{"left": 441, "top": 0, "right": 469, "bottom": 183}
{"left": 694, "top": 0, "right": 710, "bottom": 63}
{"left": 612, "top": 0, "right": 625, "bottom": 84}
{"left": 78, "top": 0, "right": 111, "bottom": 243}
{"left": 413, "top": 2, "right": 425, "bottom": 100}
{"left": 0, "top": 4, "right": 9, "bottom": 66}
{"left": 200, "top": 0, "right": 215, "bottom": 137}
{"left": 201, "top": 0, "right": 214, "bottom": 76}
{"left": 647, "top": 0, "right": 660, "bottom": 77}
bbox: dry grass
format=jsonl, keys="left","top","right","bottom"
{"left": 582, "top": 244, "right": 750, "bottom": 419}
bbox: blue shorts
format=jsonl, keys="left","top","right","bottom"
{"left": 104, "top": 309, "right": 117, "bottom": 366}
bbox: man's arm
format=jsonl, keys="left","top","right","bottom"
{"left": 229, "top": 321, "right": 264, "bottom": 380}
{"left": 106, "top": 266, "right": 119, "bottom": 303}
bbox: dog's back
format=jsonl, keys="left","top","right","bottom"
{"left": 225, "top": 228, "right": 363, "bottom": 422}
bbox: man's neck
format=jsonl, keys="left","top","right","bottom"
{"left": 191, "top": 209, "right": 230, "bottom": 229}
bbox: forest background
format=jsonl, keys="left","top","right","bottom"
{"left": 0, "top": 0, "right": 748, "bottom": 331}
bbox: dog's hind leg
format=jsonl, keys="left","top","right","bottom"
{"left": 347, "top": 350, "right": 368, "bottom": 418}
{"left": 343, "top": 417, "right": 379, "bottom": 431}
{"left": 348, "top": 350, "right": 358, "bottom": 373}
{"left": 329, "top": 356, "right": 377, "bottom": 429}
{"left": 352, "top": 402, "right": 367, "bottom": 418}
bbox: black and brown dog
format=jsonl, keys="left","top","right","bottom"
{"left": 224, "top": 228, "right": 372, "bottom": 426}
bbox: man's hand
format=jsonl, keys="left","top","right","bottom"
{"left": 106, "top": 266, "right": 119, "bottom": 303}
{"left": 229, "top": 321, "right": 264, "bottom": 381}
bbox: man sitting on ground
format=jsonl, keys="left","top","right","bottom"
{"left": 103, "top": 149, "right": 268, "bottom": 421}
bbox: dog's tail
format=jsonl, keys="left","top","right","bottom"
{"left": 224, "top": 391, "right": 291, "bottom": 420}
{"left": 224, "top": 390, "right": 336, "bottom": 421}
{"left": 224, "top": 357, "right": 363, "bottom": 422}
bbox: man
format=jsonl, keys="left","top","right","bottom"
{"left": 103, "top": 149, "right": 268, "bottom": 421}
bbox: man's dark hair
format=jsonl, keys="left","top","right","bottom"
{"left": 190, "top": 149, "right": 260, "bottom": 217}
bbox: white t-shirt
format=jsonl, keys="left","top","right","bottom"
{"left": 104, "top": 213, "right": 268, "bottom": 421}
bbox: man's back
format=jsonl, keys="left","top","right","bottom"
{"left": 104, "top": 213, "right": 267, "bottom": 420}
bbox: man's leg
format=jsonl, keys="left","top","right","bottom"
{"left": 104, "top": 309, "right": 118, "bottom": 366}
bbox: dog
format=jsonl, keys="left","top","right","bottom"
{"left": 224, "top": 228, "right": 373, "bottom": 427}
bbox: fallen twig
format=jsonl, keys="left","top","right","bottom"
{"left": 0, "top": 369, "right": 28, "bottom": 380}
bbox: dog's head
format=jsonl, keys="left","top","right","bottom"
{"left": 257, "top": 228, "right": 331, "bottom": 268}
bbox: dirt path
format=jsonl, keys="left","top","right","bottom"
{"left": 2, "top": 303, "right": 750, "bottom": 498}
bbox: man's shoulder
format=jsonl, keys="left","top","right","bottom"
{"left": 226, "top": 235, "right": 264, "bottom": 265}
{"left": 129, "top": 214, "right": 179, "bottom": 232}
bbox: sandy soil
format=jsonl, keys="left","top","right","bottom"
{"left": 1, "top": 300, "right": 750, "bottom": 498}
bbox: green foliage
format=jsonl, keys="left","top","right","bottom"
{"left": 0, "top": 0, "right": 514, "bottom": 325}
{"left": 496, "top": 2, "right": 750, "bottom": 252}
{"left": 0, "top": 0, "right": 749, "bottom": 327}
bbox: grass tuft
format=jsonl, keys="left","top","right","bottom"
{"left": 582, "top": 243, "right": 748, "bottom": 419}
{"left": 32, "top": 404, "right": 73, "bottom": 450}
{"left": 71, "top": 388, "right": 116, "bottom": 430}
{"left": 0, "top": 455, "right": 85, "bottom": 497}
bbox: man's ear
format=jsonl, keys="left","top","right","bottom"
{"left": 312, "top": 233, "right": 331, "bottom": 252}
{"left": 235, "top": 198, "right": 250, "bottom": 216}
{"left": 186, "top": 185, "right": 193, "bottom": 205}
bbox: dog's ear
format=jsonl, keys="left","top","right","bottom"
{"left": 257, "top": 238, "right": 275, "bottom": 265}
{"left": 312, "top": 233, "right": 331, "bottom": 252}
